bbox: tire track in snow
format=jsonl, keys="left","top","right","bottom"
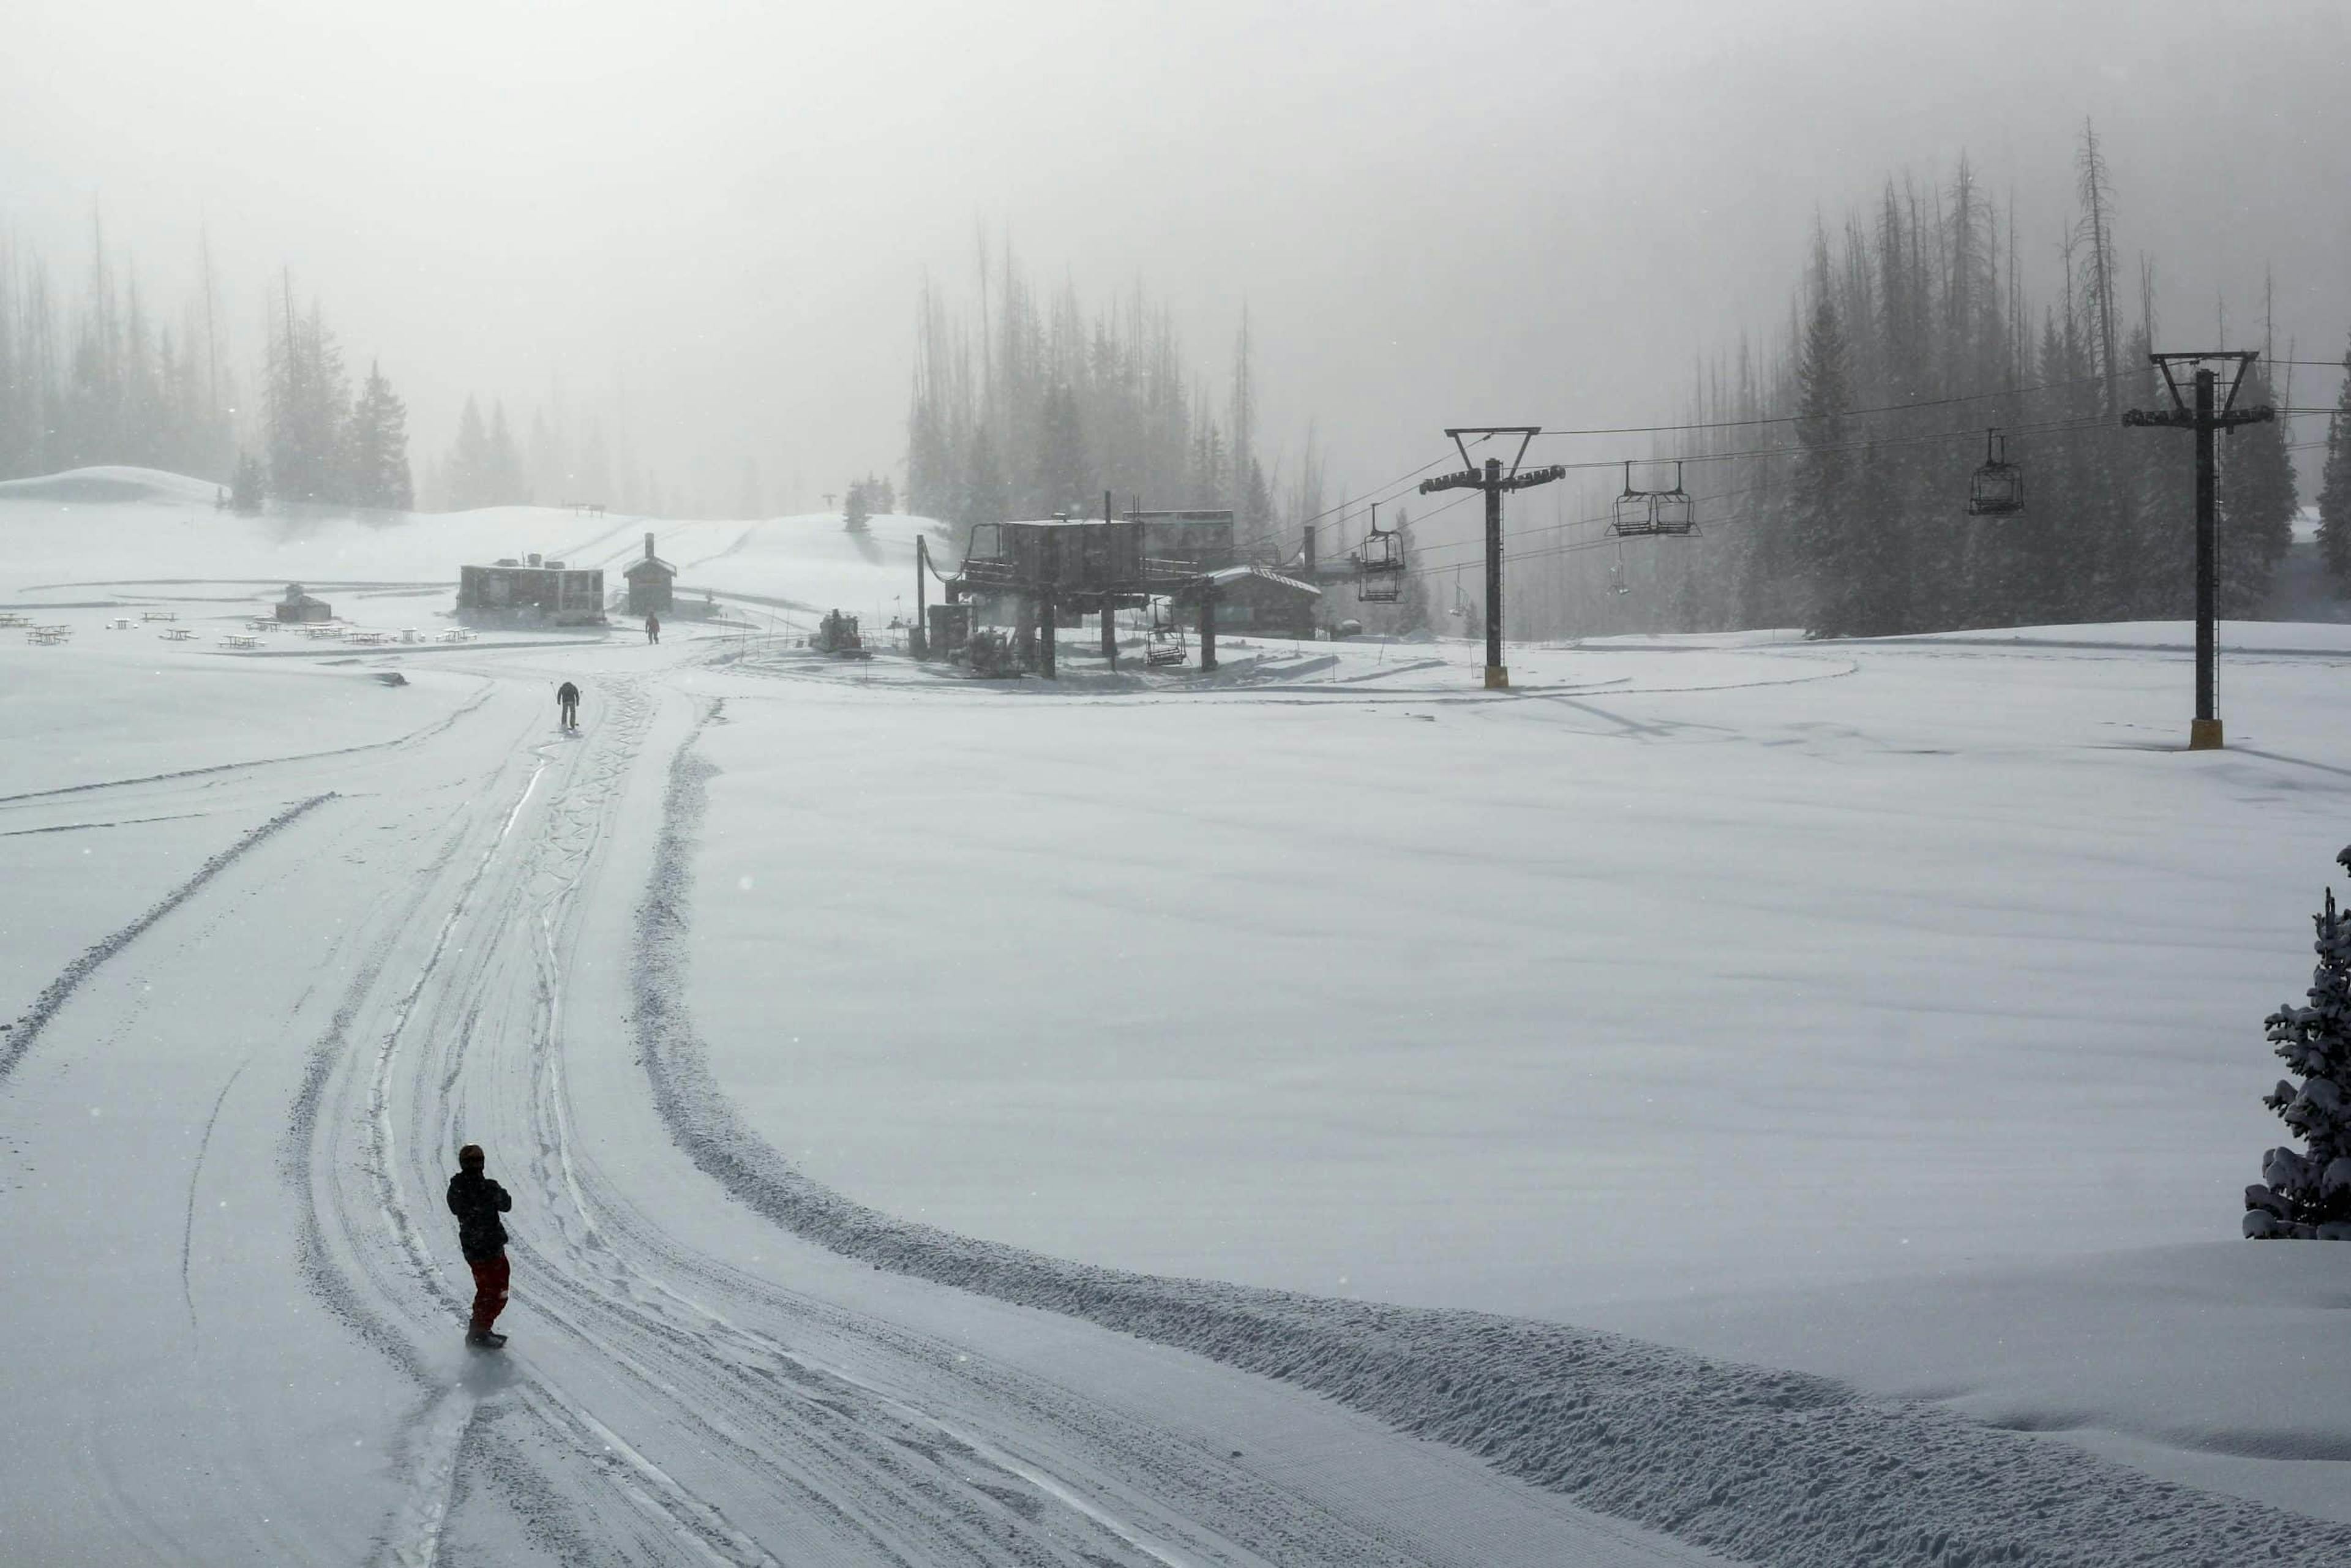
{"left": 0, "top": 792, "right": 334, "bottom": 1086}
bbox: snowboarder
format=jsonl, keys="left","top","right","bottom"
{"left": 645, "top": 612, "right": 660, "bottom": 645}
{"left": 556, "top": 680, "right": 580, "bottom": 729}
{"left": 446, "top": 1144, "right": 512, "bottom": 1348}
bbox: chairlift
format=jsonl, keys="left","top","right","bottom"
{"left": 1610, "top": 461, "right": 1697, "bottom": 538}
{"left": 1357, "top": 501, "right": 1404, "bottom": 604}
{"left": 1146, "top": 598, "right": 1188, "bottom": 666}
{"left": 1965, "top": 428, "right": 2025, "bottom": 517}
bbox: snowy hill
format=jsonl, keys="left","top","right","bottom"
{"left": 4, "top": 466, "right": 2351, "bottom": 1564}
{"left": 0, "top": 466, "right": 936, "bottom": 631}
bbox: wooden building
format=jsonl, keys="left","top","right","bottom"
{"left": 456, "top": 554, "right": 606, "bottom": 626}
{"left": 623, "top": 533, "right": 675, "bottom": 615}
{"left": 275, "top": 583, "right": 332, "bottom": 623}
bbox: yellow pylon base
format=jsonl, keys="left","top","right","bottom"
{"left": 1484, "top": 665, "right": 1510, "bottom": 690}
{"left": 2188, "top": 718, "right": 2224, "bottom": 750}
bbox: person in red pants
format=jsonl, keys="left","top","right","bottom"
{"left": 446, "top": 1144, "right": 513, "bottom": 1348}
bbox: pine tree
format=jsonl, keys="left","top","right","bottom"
{"left": 264, "top": 280, "right": 349, "bottom": 504}
{"left": 2246, "top": 844, "right": 2351, "bottom": 1240}
{"left": 2216, "top": 361, "right": 2296, "bottom": 616}
{"left": 962, "top": 424, "right": 1008, "bottom": 530}
{"left": 342, "top": 360, "right": 413, "bottom": 509}
{"left": 843, "top": 479, "right": 871, "bottom": 532}
{"left": 2316, "top": 334, "right": 2351, "bottom": 593}
{"left": 1791, "top": 244, "right": 1860, "bottom": 636}
{"left": 1391, "top": 504, "right": 1432, "bottom": 634}
{"left": 446, "top": 396, "right": 492, "bottom": 509}
{"left": 488, "top": 402, "right": 525, "bottom": 505}
{"left": 1032, "top": 382, "right": 1087, "bottom": 514}
{"left": 230, "top": 449, "right": 264, "bottom": 514}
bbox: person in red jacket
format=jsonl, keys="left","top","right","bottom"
{"left": 446, "top": 1144, "right": 512, "bottom": 1348}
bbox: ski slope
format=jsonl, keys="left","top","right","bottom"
{"left": 4, "top": 470, "right": 2350, "bottom": 1565}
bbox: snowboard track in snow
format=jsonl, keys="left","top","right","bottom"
{"left": 0, "top": 791, "right": 334, "bottom": 1084}
{"left": 632, "top": 723, "right": 2351, "bottom": 1568}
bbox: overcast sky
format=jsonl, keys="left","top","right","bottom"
{"left": 3, "top": 0, "right": 2345, "bottom": 516}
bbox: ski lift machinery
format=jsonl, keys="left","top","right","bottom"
{"left": 1610, "top": 460, "right": 1697, "bottom": 538}
{"left": 1355, "top": 501, "right": 1404, "bottom": 603}
{"left": 1965, "top": 427, "right": 2025, "bottom": 517}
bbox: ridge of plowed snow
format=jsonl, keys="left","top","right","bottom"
{"left": 632, "top": 722, "right": 2351, "bottom": 1568}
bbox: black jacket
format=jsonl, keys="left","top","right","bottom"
{"left": 446, "top": 1169, "right": 512, "bottom": 1262}
{"left": 557, "top": 682, "right": 580, "bottom": 705}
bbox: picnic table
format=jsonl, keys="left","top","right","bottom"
{"left": 28, "top": 625, "right": 71, "bottom": 644}
{"left": 436, "top": 628, "right": 475, "bottom": 643}
{"left": 302, "top": 625, "right": 343, "bottom": 640}
{"left": 0, "top": 612, "right": 28, "bottom": 628}
{"left": 160, "top": 627, "right": 196, "bottom": 641}
{"left": 345, "top": 629, "right": 391, "bottom": 646}
{"left": 140, "top": 609, "right": 177, "bottom": 622}
{"left": 222, "top": 632, "right": 261, "bottom": 650}
{"left": 398, "top": 628, "right": 422, "bottom": 643}
{"left": 107, "top": 617, "right": 137, "bottom": 631}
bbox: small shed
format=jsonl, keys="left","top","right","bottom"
{"left": 624, "top": 532, "right": 676, "bottom": 616}
{"left": 276, "top": 583, "right": 332, "bottom": 623}
{"left": 1180, "top": 565, "right": 1321, "bottom": 640}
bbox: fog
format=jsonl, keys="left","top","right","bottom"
{"left": 4, "top": 0, "right": 2345, "bottom": 510}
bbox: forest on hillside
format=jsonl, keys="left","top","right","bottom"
{"left": 1480, "top": 124, "right": 2339, "bottom": 642}
{"left": 905, "top": 242, "right": 1356, "bottom": 555}
{"left": 0, "top": 228, "right": 415, "bottom": 511}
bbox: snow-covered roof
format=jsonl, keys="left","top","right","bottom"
{"left": 1198, "top": 564, "right": 1321, "bottom": 597}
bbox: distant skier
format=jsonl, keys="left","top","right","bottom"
{"left": 645, "top": 612, "right": 660, "bottom": 645}
{"left": 556, "top": 680, "right": 580, "bottom": 729}
{"left": 446, "top": 1144, "right": 512, "bottom": 1349}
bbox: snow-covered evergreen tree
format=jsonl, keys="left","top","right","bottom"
{"left": 843, "top": 479, "right": 871, "bottom": 532}
{"left": 2246, "top": 844, "right": 2351, "bottom": 1240}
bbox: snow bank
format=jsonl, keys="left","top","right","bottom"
{"left": 635, "top": 719, "right": 2351, "bottom": 1568}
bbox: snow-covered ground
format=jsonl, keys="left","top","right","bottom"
{"left": 4, "top": 468, "right": 2349, "bottom": 1564}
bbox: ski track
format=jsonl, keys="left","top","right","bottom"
{"left": 0, "top": 792, "right": 333, "bottom": 1083}
{"left": 277, "top": 672, "right": 1550, "bottom": 1568}
{"left": 628, "top": 716, "right": 2351, "bottom": 1568}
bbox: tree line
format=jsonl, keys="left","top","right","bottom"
{"left": 905, "top": 239, "right": 1292, "bottom": 545}
{"left": 1509, "top": 124, "right": 2311, "bottom": 641}
{"left": 0, "top": 224, "right": 421, "bottom": 512}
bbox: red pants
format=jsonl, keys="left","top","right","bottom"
{"left": 467, "top": 1253, "right": 509, "bottom": 1333}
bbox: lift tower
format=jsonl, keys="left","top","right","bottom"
{"left": 1419, "top": 427, "right": 1565, "bottom": 689}
{"left": 2123, "top": 352, "right": 2275, "bottom": 750}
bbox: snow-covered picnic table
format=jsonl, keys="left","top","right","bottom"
{"left": 220, "top": 632, "right": 260, "bottom": 649}
{"left": 159, "top": 627, "right": 195, "bottom": 641}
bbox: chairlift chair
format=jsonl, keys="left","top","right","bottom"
{"left": 1356, "top": 502, "right": 1404, "bottom": 604}
{"left": 1146, "top": 597, "right": 1188, "bottom": 666}
{"left": 1965, "top": 429, "right": 2025, "bottom": 517}
{"left": 1611, "top": 461, "right": 1696, "bottom": 538}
